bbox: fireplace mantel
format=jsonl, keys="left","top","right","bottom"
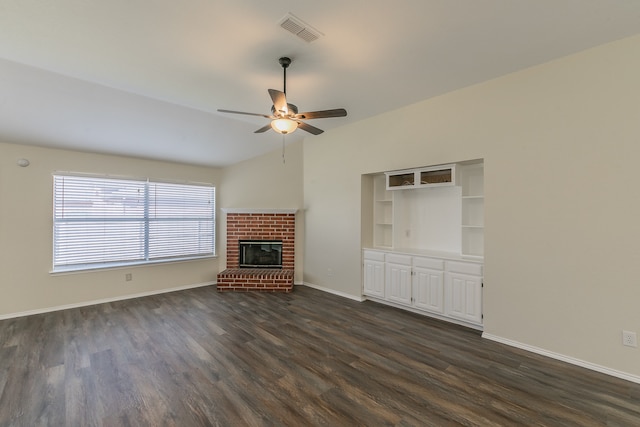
{"left": 221, "top": 208, "right": 298, "bottom": 214}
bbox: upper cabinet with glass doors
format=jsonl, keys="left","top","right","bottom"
{"left": 386, "top": 164, "right": 456, "bottom": 190}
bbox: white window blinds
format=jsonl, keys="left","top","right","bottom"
{"left": 53, "top": 175, "right": 215, "bottom": 271}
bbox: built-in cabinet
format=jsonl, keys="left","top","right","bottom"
{"left": 412, "top": 256, "right": 445, "bottom": 314}
{"left": 386, "top": 164, "right": 456, "bottom": 190}
{"left": 362, "top": 250, "right": 385, "bottom": 298}
{"left": 363, "top": 249, "right": 483, "bottom": 328}
{"left": 364, "top": 160, "right": 484, "bottom": 328}
{"left": 444, "top": 260, "right": 483, "bottom": 324}
{"left": 385, "top": 253, "right": 413, "bottom": 305}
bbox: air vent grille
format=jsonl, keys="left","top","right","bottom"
{"left": 279, "top": 13, "right": 323, "bottom": 43}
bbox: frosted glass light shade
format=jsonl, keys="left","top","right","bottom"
{"left": 271, "top": 118, "right": 298, "bottom": 134}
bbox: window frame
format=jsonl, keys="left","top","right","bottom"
{"left": 52, "top": 173, "right": 216, "bottom": 273}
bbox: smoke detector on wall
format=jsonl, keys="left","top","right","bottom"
{"left": 279, "top": 13, "right": 323, "bottom": 43}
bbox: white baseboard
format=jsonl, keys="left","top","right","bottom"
{"left": 482, "top": 333, "right": 640, "bottom": 385}
{"left": 300, "top": 282, "right": 365, "bottom": 302}
{"left": 0, "top": 281, "right": 215, "bottom": 321}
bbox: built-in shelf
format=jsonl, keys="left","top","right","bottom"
{"left": 459, "top": 162, "right": 484, "bottom": 257}
{"left": 373, "top": 175, "right": 394, "bottom": 248}
{"left": 461, "top": 227, "right": 484, "bottom": 258}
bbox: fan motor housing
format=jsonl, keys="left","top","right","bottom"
{"left": 271, "top": 103, "right": 298, "bottom": 116}
{"left": 279, "top": 57, "right": 291, "bottom": 68}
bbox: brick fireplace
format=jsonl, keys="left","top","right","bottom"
{"left": 216, "top": 209, "right": 296, "bottom": 292}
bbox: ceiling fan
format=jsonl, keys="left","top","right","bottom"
{"left": 217, "top": 57, "right": 347, "bottom": 135}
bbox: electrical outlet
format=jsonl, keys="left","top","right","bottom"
{"left": 125, "top": 273, "right": 132, "bottom": 282}
{"left": 622, "top": 330, "right": 637, "bottom": 347}
{"left": 327, "top": 268, "right": 333, "bottom": 277}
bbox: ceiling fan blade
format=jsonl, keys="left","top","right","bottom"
{"left": 294, "top": 108, "right": 347, "bottom": 120}
{"left": 254, "top": 123, "right": 272, "bottom": 133}
{"left": 268, "top": 89, "right": 288, "bottom": 115}
{"left": 217, "top": 109, "right": 273, "bottom": 119}
{"left": 297, "top": 121, "right": 324, "bottom": 135}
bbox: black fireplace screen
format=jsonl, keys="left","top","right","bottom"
{"left": 239, "top": 240, "right": 283, "bottom": 269}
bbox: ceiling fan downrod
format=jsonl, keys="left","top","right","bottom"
{"left": 279, "top": 57, "right": 291, "bottom": 95}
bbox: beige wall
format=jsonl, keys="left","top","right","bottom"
{"left": 2, "top": 34, "right": 639, "bottom": 380}
{"left": 0, "top": 142, "right": 221, "bottom": 316}
{"left": 303, "top": 35, "right": 640, "bottom": 377}
{"left": 219, "top": 140, "right": 304, "bottom": 282}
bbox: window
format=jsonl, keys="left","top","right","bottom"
{"left": 53, "top": 174, "right": 215, "bottom": 272}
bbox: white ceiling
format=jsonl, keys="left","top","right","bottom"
{"left": 1, "top": 1, "right": 639, "bottom": 167}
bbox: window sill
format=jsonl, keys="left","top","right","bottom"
{"left": 50, "top": 255, "right": 217, "bottom": 276}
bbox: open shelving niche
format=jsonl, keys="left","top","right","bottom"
{"left": 369, "top": 161, "right": 484, "bottom": 258}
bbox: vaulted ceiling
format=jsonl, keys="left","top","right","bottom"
{"left": 1, "top": 1, "right": 639, "bottom": 167}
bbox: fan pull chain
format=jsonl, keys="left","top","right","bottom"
{"left": 282, "top": 134, "right": 286, "bottom": 164}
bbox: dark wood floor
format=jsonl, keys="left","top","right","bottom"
{"left": 0, "top": 285, "right": 639, "bottom": 426}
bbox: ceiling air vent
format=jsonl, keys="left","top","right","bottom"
{"left": 279, "top": 13, "right": 323, "bottom": 43}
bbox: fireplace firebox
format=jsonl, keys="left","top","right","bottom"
{"left": 239, "top": 240, "right": 283, "bottom": 269}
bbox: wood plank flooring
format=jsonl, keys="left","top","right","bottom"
{"left": 0, "top": 285, "right": 639, "bottom": 426}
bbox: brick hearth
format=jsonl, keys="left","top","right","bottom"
{"left": 216, "top": 269, "right": 294, "bottom": 292}
{"left": 217, "top": 210, "right": 295, "bottom": 292}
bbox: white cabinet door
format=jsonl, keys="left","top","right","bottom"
{"left": 445, "top": 272, "right": 482, "bottom": 324}
{"left": 413, "top": 267, "right": 444, "bottom": 314}
{"left": 385, "top": 262, "right": 412, "bottom": 306}
{"left": 363, "top": 259, "right": 385, "bottom": 298}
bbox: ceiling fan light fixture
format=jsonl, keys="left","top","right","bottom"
{"left": 271, "top": 118, "right": 298, "bottom": 134}
{"left": 218, "top": 56, "right": 346, "bottom": 136}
